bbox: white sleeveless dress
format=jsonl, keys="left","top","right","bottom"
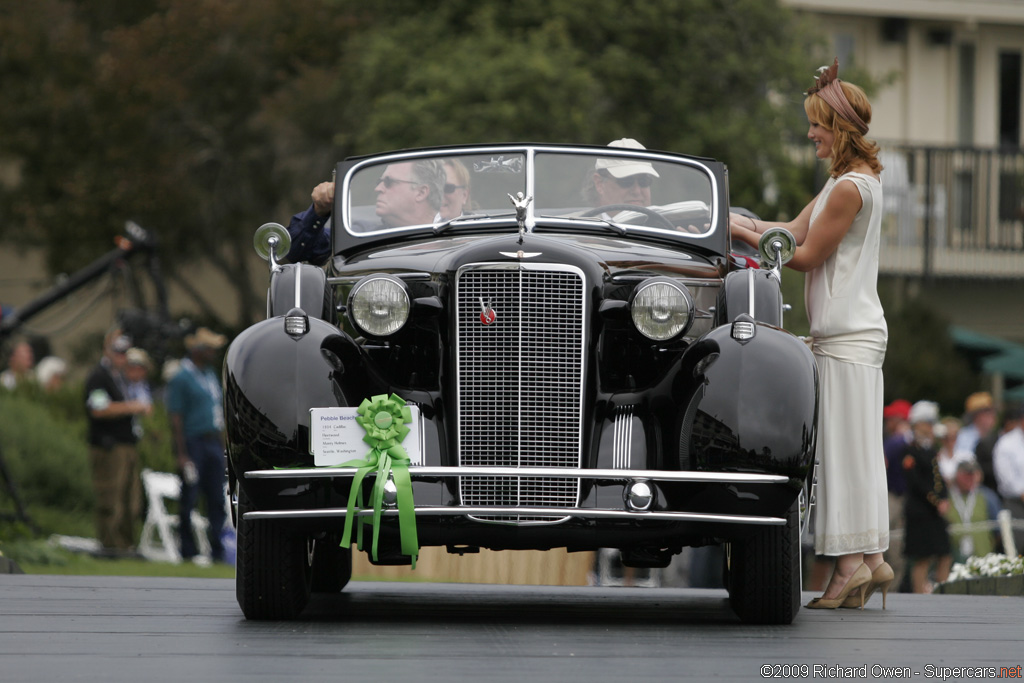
{"left": 806, "top": 172, "right": 890, "bottom": 556}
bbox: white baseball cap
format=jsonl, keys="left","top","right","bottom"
{"left": 594, "top": 138, "right": 660, "bottom": 178}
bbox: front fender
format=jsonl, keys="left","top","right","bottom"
{"left": 268, "top": 263, "right": 333, "bottom": 320}
{"left": 223, "top": 316, "right": 344, "bottom": 473}
{"left": 687, "top": 322, "right": 817, "bottom": 480}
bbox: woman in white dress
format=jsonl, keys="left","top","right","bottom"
{"left": 730, "top": 59, "right": 892, "bottom": 609}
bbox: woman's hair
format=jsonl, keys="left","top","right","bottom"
{"left": 804, "top": 81, "right": 883, "bottom": 178}
{"left": 444, "top": 158, "right": 475, "bottom": 211}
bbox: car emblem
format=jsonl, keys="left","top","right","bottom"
{"left": 499, "top": 250, "right": 542, "bottom": 259}
{"left": 478, "top": 297, "right": 497, "bottom": 325}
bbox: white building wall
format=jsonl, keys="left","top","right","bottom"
{"left": 784, "top": 0, "right": 1024, "bottom": 148}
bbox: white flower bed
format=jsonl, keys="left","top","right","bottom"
{"left": 946, "top": 553, "right": 1024, "bottom": 582}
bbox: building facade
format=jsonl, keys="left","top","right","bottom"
{"left": 786, "top": 0, "right": 1024, "bottom": 348}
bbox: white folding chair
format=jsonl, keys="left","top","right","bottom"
{"left": 139, "top": 468, "right": 211, "bottom": 563}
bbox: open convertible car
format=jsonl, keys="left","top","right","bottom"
{"left": 224, "top": 144, "right": 817, "bottom": 623}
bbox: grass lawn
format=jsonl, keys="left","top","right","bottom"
{"left": 1, "top": 538, "right": 236, "bottom": 578}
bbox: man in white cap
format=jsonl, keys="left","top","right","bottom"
{"left": 166, "top": 327, "right": 229, "bottom": 564}
{"left": 587, "top": 138, "right": 660, "bottom": 209}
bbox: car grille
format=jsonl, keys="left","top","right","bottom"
{"left": 456, "top": 264, "right": 585, "bottom": 524}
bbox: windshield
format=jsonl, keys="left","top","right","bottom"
{"left": 342, "top": 147, "right": 716, "bottom": 238}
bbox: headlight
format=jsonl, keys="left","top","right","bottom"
{"left": 630, "top": 279, "right": 693, "bottom": 341}
{"left": 349, "top": 275, "right": 410, "bottom": 336}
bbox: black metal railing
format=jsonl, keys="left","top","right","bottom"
{"left": 876, "top": 145, "right": 1024, "bottom": 278}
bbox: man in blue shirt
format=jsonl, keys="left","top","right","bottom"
{"left": 166, "top": 327, "right": 228, "bottom": 563}
{"left": 286, "top": 159, "right": 447, "bottom": 263}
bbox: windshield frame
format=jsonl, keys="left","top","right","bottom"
{"left": 336, "top": 143, "right": 724, "bottom": 252}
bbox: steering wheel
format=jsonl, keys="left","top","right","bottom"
{"left": 581, "top": 204, "right": 676, "bottom": 231}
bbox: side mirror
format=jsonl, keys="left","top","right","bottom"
{"left": 253, "top": 223, "right": 292, "bottom": 270}
{"left": 758, "top": 227, "right": 796, "bottom": 271}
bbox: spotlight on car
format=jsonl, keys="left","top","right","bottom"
{"left": 625, "top": 479, "right": 655, "bottom": 512}
{"left": 349, "top": 275, "right": 410, "bottom": 337}
{"left": 630, "top": 278, "right": 693, "bottom": 341}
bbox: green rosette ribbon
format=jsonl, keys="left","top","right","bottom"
{"left": 339, "top": 393, "right": 418, "bottom": 568}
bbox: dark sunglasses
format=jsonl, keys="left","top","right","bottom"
{"left": 378, "top": 176, "right": 422, "bottom": 189}
{"left": 444, "top": 183, "right": 465, "bottom": 194}
{"left": 611, "top": 174, "right": 654, "bottom": 189}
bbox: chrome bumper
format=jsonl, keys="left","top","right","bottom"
{"left": 242, "top": 467, "right": 792, "bottom": 526}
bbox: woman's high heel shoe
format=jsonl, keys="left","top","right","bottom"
{"left": 841, "top": 561, "right": 894, "bottom": 609}
{"left": 805, "top": 563, "right": 872, "bottom": 610}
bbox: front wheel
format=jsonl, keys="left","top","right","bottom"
{"left": 235, "top": 481, "right": 312, "bottom": 620}
{"left": 726, "top": 498, "right": 801, "bottom": 624}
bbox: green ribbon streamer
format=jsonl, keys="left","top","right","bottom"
{"left": 339, "top": 393, "right": 418, "bottom": 568}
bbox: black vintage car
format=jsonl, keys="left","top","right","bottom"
{"left": 224, "top": 144, "right": 817, "bottom": 624}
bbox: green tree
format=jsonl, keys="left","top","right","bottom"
{"left": 0, "top": 0, "right": 357, "bottom": 327}
{"left": 2, "top": 0, "right": 825, "bottom": 329}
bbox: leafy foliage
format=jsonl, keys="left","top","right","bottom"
{"left": 1, "top": 0, "right": 825, "bottom": 327}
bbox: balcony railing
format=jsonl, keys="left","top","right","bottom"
{"left": 876, "top": 145, "right": 1024, "bottom": 279}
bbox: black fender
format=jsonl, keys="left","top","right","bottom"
{"left": 716, "top": 268, "right": 783, "bottom": 327}
{"left": 268, "top": 263, "right": 333, "bottom": 321}
{"left": 223, "top": 316, "right": 345, "bottom": 475}
{"left": 685, "top": 320, "right": 817, "bottom": 483}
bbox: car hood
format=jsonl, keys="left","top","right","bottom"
{"left": 336, "top": 231, "right": 726, "bottom": 281}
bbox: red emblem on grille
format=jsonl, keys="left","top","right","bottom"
{"left": 479, "top": 297, "right": 497, "bottom": 325}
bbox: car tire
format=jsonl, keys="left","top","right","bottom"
{"left": 235, "top": 482, "right": 312, "bottom": 620}
{"left": 310, "top": 537, "right": 353, "bottom": 594}
{"left": 726, "top": 498, "right": 801, "bottom": 625}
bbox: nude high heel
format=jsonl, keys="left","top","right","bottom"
{"left": 841, "top": 562, "right": 894, "bottom": 609}
{"left": 805, "top": 563, "right": 871, "bottom": 610}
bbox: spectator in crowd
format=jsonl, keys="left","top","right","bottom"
{"left": 945, "top": 460, "right": 1000, "bottom": 563}
{"left": 84, "top": 330, "right": 152, "bottom": 556}
{"left": 934, "top": 416, "right": 973, "bottom": 486}
{"left": 881, "top": 399, "right": 912, "bottom": 590}
{"left": 975, "top": 405, "right": 1021, "bottom": 490}
{"left": 34, "top": 355, "right": 68, "bottom": 393}
{"left": 166, "top": 327, "right": 229, "bottom": 564}
{"left": 1, "top": 339, "right": 35, "bottom": 390}
{"left": 901, "top": 400, "right": 952, "bottom": 593}
{"left": 955, "top": 392, "right": 997, "bottom": 459}
{"left": 993, "top": 403, "right": 1024, "bottom": 553}
{"left": 123, "top": 348, "right": 154, "bottom": 440}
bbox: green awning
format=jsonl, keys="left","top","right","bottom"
{"left": 949, "top": 325, "right": 1023, "bottom": 355}
{"left": 983, "top": 350, "right": 1024, "bottom": 379}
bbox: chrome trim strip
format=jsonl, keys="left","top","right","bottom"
{"left": 610, "top": 276, "right": 721, "bottom": 287}
{"left": 243, "top": 506, "right": 787, "bottom": 526}
{"left": 327, "top": 272, "right": 432, "bottom": 285}
{"left": 612, "top": 408, "right": 633, "bottom": 470}
{"left": 747, "top": 267, "right": 755, "bottom": 319}
{"left": 294, "top": 262, "right": 302, "bottom": 310}
{"left": 245, "top": 466, "right": 790, "bottom": 484}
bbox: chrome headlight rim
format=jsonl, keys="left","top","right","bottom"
{"left": 629, "top": 277, "right": 694, "bottom": 341}
{"left": 347, "top": 274, "right": 411, "bottom": 337}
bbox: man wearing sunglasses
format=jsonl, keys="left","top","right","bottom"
{"left": 589, "top": 138, "right": 660, "bottom": 210}
{"left": 285, "top": 158, "right": 445, "bottom": 263}
{"left": 374, "top": 159, "right": 445, "bottom": 228}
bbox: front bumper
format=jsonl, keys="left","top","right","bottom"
{"left": 242, "top": 466, "right": 795, "bottom": 527}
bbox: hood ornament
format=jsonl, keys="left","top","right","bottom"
{"left": 508, "top": 191, "right": 533, "bottom": 244}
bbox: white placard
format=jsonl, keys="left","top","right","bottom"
{"left": 310, "top": 405, "right": 423, "bottom": 467}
